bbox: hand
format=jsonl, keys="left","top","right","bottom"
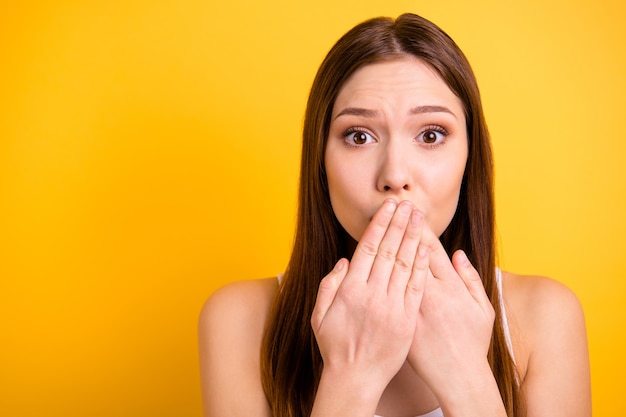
{"left": 310, "top": 199, "right": 429, "bottom": 393}
{"left": 407, "top": 225, "right": 496, "bottom": 399}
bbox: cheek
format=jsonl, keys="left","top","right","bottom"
{"left": 327, "top": 178, "right": 361, "bottom": 237}
{"left": 424, "top": 158, "right": 467, "bottom": 236}
{"left": 325, "top": 155, "right": 371, "bottom": 241}
{"left": 431, "top": 181, "right": 463, "bottom": 234}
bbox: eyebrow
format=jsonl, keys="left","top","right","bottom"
{"left": 333, "top": 107, "right": 379, "bottom": 119}
{"left": 409, "top": 105, "right": 456, "bottom": 118}
{"left": 334, "top": 105, "right": 457, "bottom": 120}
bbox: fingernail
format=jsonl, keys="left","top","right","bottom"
{"left": 410, "top": 209, "right": 423, "bottom": 225}
{"left": 399, "top": 201, "right": 413, "bottom": 215}
{"left": 418, "top": 244, "right": 428, "bottom": 258}
{"left": 458, "top": 250, "right": 469, "bottom": 266}
{"left": 384, "top": 199, "right": 397, "bottom": 214}
{"left": 334, "top": 259, "right": 345, "bottom": 272}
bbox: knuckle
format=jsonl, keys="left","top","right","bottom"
{"left": 394, "top": 256, "right": 411, "bottom": 272}
{"left": 404, "top": 226, "right": 421, "bottom": 240}
{"left": 358, "top": 240, "right": 378, "bottom": 257}
{"left": 377, "top": 245, "right": 397, "bottom": 261}
{"left": 413, "top": 258, "right": 428, "bottom": 271}
{"left": 407, "top": 279, "right": 424, "bottom": 294}
{"left": 318, "top": 276, "right": 334, "bottom": 291}
{"left": 310, "top": 312, "right": 322, "bottom": 330}
{"left": 334, "top": 283, "right": 355, "bottom": 303}
{"left": 412, "top": 258, "right": 428, "bottom": 273}
{"left": 389, "top": 217, "right": 407, "bottom": 231}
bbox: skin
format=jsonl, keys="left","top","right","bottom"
{"left": 325, "top": 57, "right": 467, "bottom": 241}
{"left": 313, "top": 58, "right": 501, "bottom": 416}
{"left": 198, "top": 57, "right": 591, "bottom": 417}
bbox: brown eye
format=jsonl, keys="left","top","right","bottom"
{"left": 342, "top": 128, "right": 374, "bottom": 146}
{"left": 423, "top": 130, "right": 438, "bottom": 144}
{"left": 419, "top": 128, "right": 447, "bottom": 146}
{"left": 353, "top": 131, "right": 368, "bottom": 145}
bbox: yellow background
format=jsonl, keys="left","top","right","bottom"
{"left": 1, "top": 1, "right": 624, "bottom": 416}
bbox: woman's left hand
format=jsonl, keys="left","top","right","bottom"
{"left": 407, "top": 225, "right": 496, "bottom": 403}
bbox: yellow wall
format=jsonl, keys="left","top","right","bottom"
{"left": 1, "top": 1, "right": 624, "bottom": 415}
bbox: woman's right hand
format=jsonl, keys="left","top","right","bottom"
{"left": 310, "top": 199, "right": 428, "bottom": 415}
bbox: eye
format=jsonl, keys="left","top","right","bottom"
{"left": 418, "top": 126, "right": 448, "bottom": 146}
{"left": 342, "top": 128, "right": 376, "bottom": 146}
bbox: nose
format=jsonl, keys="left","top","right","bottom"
{"left": 376, "top": 143, "right": 413, "bottom": 193}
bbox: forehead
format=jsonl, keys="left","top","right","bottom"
{"left": 332, "top": 56, "right": 464, "bottom": 117}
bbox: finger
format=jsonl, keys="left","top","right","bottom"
{"left": 368, "top": 200, "right": 415, "bottom": 289}
{"left": 387, "top": 207, "right": 423, "bottom": 295}
{"left": 311, "top": 258, "right": 348, "bottom": 332}
{"left": 404, "top": 243, "right": 429, "bottom": 315}
{"left": 420, "top": 224, "right": 457, "bottom": 280}
{"left": 451, "top": 250, "right": 491, "bottom": 310}
{"left": 348, "top": 199, "right": 397, "bottom": 281}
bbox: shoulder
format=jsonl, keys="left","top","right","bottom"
{"left": 501, "top": 271, "right": 586, "bottom": 342}
{"left": 501, "top": 270, "right": 587, "bottom": 358}
{"left": 501, "top": 271, "right": 591, "bottom": 416}
{"left": 200, "top": 277, "right": 278, "bottom": 327}
{"left": 501, "top": 271, "right": 584, "bottom": 321}
{"left": 198, "top": 277, "right": 278, "bottom": 354}
{"left": 198, "top": 278, "right": 278, "bottom": 417}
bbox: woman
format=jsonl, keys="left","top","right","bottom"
{"left": 198, "top": 13, "right": 591, "bottom": 417}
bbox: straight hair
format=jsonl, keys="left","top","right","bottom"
{"left": 261, "top": 13, "right": 523, "bottom": 417}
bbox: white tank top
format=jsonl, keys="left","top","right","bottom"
{"left": 375, "top": 407, "right": 444, "bottom": 417}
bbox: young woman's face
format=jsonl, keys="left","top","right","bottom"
{"left": 325, "top": 56, "right": 468, "bottom": 241}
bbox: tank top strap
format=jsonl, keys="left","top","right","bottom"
{"left": 375, "top": 407, "right": 443, "bottom": 417}
{"left": 496, "top": 267, "right": 516, "bottom": 365}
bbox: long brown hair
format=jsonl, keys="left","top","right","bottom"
{"left": 261, "top": 13, "right": 522, "bottom": 417}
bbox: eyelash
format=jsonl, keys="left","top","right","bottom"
{"left": 418, "top": 125, "right": 450, "bottom": 148}
{"left": 340, "top": 125, "right": 450, "bottom": 149}
{"left": 341, "top": 126, "right": 374, "bottom": 148}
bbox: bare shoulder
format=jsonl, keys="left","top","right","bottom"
{"left": 501, "top": 271, "right": 591, "bottom": 416}
{"left": 198, "top": 278, "right": 278, "bottom": 417}
{"left": 200, "top": 277, "right": 278, "bottom": 327}
{"left": 501, "top": 271, "right": 585, "bottom": 327}
{"left": 501, "top": 271, "right": 586, "bottom": 357}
